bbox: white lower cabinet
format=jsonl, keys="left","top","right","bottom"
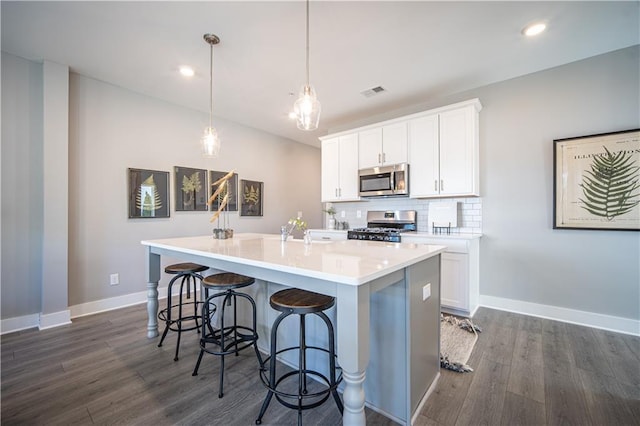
{"left": 401, "top": 235, "right": 480, "bottom": 317}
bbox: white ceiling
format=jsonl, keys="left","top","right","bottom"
{"left": 2, "top": 1, "right": 639, "bottom": 147}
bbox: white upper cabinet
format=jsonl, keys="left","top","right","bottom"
{"left": 321, "top": 98, "right": 481, "bottom": 201}
{"left": 321, "top": 133, "right": 360, "bottom": 202}
{"left": 409, "top": 99, "right": 481, "bottom": 198}
{"left": 358, "top": 122, "right": 408, "bottom": 168}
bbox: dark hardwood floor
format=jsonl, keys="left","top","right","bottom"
{"left": 1, "top": 305, "right": 638, "bottom": 425}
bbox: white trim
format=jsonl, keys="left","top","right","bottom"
{"left": 39, "top": 310, "right": 71, "bottom": 330}
{"left": 1, "top": 313, "right": 40, "bottom": 334}
{"left": 479, "top": 295, "right": 640, "bottom": 336}
{"left": 70, "top": 290, "right": 151, "bottom": 318}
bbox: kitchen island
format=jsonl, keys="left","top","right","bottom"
{"left": 141, "top": 233, "right": 445, "bottom": 425}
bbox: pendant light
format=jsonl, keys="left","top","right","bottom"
{"left": 202, "top": 33, "right": 221, "bottom": 158}
{"left": 293, "top": 0, "right": 321, "bottom": 131}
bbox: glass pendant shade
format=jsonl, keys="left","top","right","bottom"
{"left": 201, "top": 126, "right": 220, "bottom": 158}
{"left": 294, "top": 84, "right": 321, "bottom": 131}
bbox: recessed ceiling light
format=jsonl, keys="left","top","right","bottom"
{"left": 179, "top": 66, "right": 195, "bottom": 77}
{"left": 522, "top": 22, "right": 547, "bottom": 37}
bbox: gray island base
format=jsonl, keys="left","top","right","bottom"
{"left": 142, "top": 234, "right": 444, "bottom": 425}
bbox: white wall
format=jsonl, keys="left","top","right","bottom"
{"left": 330, "top": 46, "right": 640, "bottom": 326}
{"left": 2, "top": 52, "right": 322, "bottom": 323}
{"left": 1, "top": 52, "right": 43, "bottom": 319}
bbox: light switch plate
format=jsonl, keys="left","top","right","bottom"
{"left": 422, "top": 283, "right": 431, "bottom": 301}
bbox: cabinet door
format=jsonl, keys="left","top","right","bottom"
{"left": 358, "top": 128, "right": 382, "bottom": 168}
{"left": 408, "top": 115, "right": 439, "bottom": 197}
{"left": 338, "top": 133, "right": 360, "bottom": 200}
{"left": 441, "top": 252, "right": 469, "bottom": 311}
{"left": 439, "top": 106, "right": 478, "bottom": 196}
{"left": 321, "top": 138, "right": 340, "bottom": 202}
{"left": 382, "top": 122, "right": 408, "bottom": 165}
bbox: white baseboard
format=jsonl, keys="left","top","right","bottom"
{"left": 1, "top": 313, "right": 40, "bottom": 334}
{"left": 39, "top": 310, "right": 72, "bottom": 330}
{"left": 1, "top": 286, "right": 188, "bottom": 335}
{"left": 479, "top": 295, "right": 640, "bottom": 336}
{"left": 70, "top": 290, "right": 150, "bottom": 318}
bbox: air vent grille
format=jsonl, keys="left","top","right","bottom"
{"left": 360, "top": 86, "right": 386, "bottom": 98}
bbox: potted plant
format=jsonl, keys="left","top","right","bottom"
{"left": 281, "top": 216, "right": 308, "bottom": 242}
{"left": 323, "top": 206, "right": 337, "bottom": 230}
{"left": 208, "top": 170, "right": 235, "bottom": 239}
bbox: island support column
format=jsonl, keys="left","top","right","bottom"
{"left": 336, "top": 284, "right": 370, "bottom": 426}
{"left": 145, "top": 248, "right": 161, "bottom": 338}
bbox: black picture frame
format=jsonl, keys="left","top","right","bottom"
{"left": 174, "top": 166, "right": 208, "bottom": 211}
{"left": 553, "top": 129, "right": 640, "bottom": 231}
{"left": 240, "top": 179, "right": 264, "bottom": 217}
{"left": 128, "top": 168, "right": 170, "bottom": 218}
{"left": 209, "top": 171, "right": 238, "bottom": 212}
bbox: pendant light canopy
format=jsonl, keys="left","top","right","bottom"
{"left": 294, "top": 0, "right": 321, "bottom": 131}
{"left": 202, "top": 33, "right": 221, "bottom": 158}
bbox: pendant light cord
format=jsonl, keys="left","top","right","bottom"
{"left": 209, "top": 42, "right": 214, "bottom": 128}
{"left": 305, "top": 0, "right": 310, "bottom": 87}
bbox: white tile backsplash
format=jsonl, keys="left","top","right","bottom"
{"left": 325, "top": 197, "right": 482, "bottom": 233}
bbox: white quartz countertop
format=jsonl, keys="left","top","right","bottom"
{"left": 142, "top": 233, "right": 445, "bottom": 286}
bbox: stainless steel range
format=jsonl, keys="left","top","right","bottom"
{"left": 347, "top": 210, "right": 417, "bottom": 242}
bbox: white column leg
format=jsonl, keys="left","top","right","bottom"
{"left": 147, "top": 280, "right": 159, "bottom": 338}
{"left": 336, "top": 284, "right": 370, "bottom": 426}
{"left": 146, "top": 249, "right": 161, "bottom": 338}
{"left": 342, "top": 370, "right": 367, "bottom": 425}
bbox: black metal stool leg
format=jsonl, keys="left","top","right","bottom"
{"left": 256, "top": 311, "right": 289, "bottom": 424}
{"left": 158, "top": 274, "right": 178, "bottom": 348}
{"left": 318, "top": 311, "right": 344, "bottom": 414}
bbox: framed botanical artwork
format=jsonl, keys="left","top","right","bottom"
{"left": 209, "top": 170, "right": 238, "bottom": 211}
{"left": 174, "top": 166, "right": 208, "bottom": 211}
{"left": 128, "top": 168, "right": 170, "bottom": 218}
{"left": 240, "top": 179, "right": 263, "bottom": 217}
{"left": 553, "top": 129, "right": 640, "bottom": 231}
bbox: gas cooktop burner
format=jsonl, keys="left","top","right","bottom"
{"left": 347, "top": 210, "right": 418, "bottom": 242}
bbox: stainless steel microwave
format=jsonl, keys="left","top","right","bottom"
{"left": 359, "top": 163, "right": 409, "bottom": 197}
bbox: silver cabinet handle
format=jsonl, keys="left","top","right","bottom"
{"left": 435, "top": 180, "right": 438, "bottom": 191}
{"left": 378, "top": 153, "right": 381, "bottom": 164}
{"left": 441, "top": 180, "right": 444, "bottom": 191}
{"left": 382, "top": 152, "right": 386, "bottom": 163}
{"left": 335, "top": 188, "right": 338, "bottom": 197}
{"left": 339, "top": 188, "right": 342, "bottom": 197}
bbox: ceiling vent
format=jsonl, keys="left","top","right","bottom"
{"left": 360, "top": 86, "right": 386, "bottom": 98}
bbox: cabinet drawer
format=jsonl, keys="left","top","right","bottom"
{"left": 308, "top": 230, "right": 348, "bottom": 241}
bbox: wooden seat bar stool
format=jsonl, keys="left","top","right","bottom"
{"left": 192, "top": 272, "right": 262, "bottom": 398}
{"left": 157, "top": 262, "right": 208, "bottom": 361}
{"left": 256, "top": 288, "right": 343, "bottom": 425}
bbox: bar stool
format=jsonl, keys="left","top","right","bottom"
{"left": 157, "top": 262, "right": 208, "bottom": 361}
{"left": 256, "top": 288, "right": 343, "bottom": 425}
{"left": 192, "top": 272, "right": 262, "bottom": 398}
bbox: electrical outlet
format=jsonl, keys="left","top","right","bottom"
{"left": 422, "top": 283, "right": 431, "bottom": 301}
{"left": 297, "top": 211, "right": 302, "bottom": 218}
{"left": 341, "top": 210, "right": 346, "bottom": 218}
{"left": 356, "top": 210, "right": 362, "bottom": 218}
{"left": 110, "top": 273, "right": 119, "bottom": 286}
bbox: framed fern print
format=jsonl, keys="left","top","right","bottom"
{"left": 554, "top": 129, "right": 640, "bottom": 230}
{"left": 128, "top": 168, "right": 170, "bottom": 218}
{"left": 240, "top": 179, "right": 263, "bottom": 216}
{"left": 174, "top": 166, "right": 208, "bottom": 211}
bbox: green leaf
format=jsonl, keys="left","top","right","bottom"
{"left": 579, "top": 146, "right": 640, "bottom": 221}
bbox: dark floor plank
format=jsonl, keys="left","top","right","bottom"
{"left": 421, "top": 369, "right": 474, "bottom": 425}
{"left": 578, "top": 366, "right": 638, "bottom": 426}
{"left": 454, "top": 353, "right": 510, "bottom": 426}
{"left": 507, "top": 326, "right": 544, "bottom": 404}
{"left": 593, "top": 328, "right": 640, "bottom": 388}
{"left": 500, "top": 391, "right": 545, "bottom": 426}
